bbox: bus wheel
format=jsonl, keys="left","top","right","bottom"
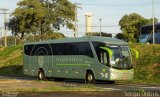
{"left": 85, "top": 71, "right": 95, "bottom": 84}
{"left": 38, "top": 70, "right": 46, "bottom": 80}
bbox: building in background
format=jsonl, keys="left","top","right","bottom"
{"left": 85, "top": 13, "right": 92, "bottom": 36}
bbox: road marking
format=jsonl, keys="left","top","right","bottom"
{"left": 132, "top": 86, "right": 160, "bottom": 89}
{"left": 118, "top": 84, "right": 160, "bottom": 88}
{"left": 96, "top": 87, "right": 122, "bottom": 91}
{"left": 140, "top": 87, "right": 160, "bottom": 89}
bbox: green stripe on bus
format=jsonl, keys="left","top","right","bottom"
{"left": 100, "top": 47, "right": 113, "bottom": 57}
{"left": 56, "top": 64, "right": 90, "bottom": 66}
{"left": 130, "top": 48, "right": 139, "bottom": 59}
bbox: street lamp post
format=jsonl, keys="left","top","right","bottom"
{"left": 0, "top": 27, "right": 2, "bottom": 46}
{"left": 99, "top": 18, "right": 102, "bottom": 37}
{"left": 0, "top": 9, "right": 9, "bottom": 47}
{"left": 74, "top": 3, "right": 81, "bottom": 37}
{"left": 152, "top": 0, "right": 155, "bottom": 44}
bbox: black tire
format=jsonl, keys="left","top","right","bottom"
{"left": 37, "top": 70, "right": 46, "bottom": 80}
{"left": 85, "top": 71, "right": 95, "bottom": 84}
{"left": 54, "top": 78, "right": 65, "bottom": 82}
{"left": 108, "top": 81, "right": 115, "bottom": 84}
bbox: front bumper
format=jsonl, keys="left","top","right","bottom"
{"left": 109, "top": 68, "right": 134, "bottom": 80}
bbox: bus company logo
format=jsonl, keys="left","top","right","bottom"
{"left": 38, "top": 56, "right": 44, "bottom": 67}
{"left": 122, "top": 73, "right": 127, "bottom": 80}
{"left": 56, "top": 58, "right": 83, "bottom": 62}
{"left": 1, "top": 91, "right": 18, "bottom": 97}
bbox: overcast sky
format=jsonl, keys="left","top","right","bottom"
{"left": 0, "top": 0, "right": 160, "bottom": 37}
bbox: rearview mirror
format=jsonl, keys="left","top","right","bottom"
{"left": 130, "top": 48, "right": 139, "bottom": 59}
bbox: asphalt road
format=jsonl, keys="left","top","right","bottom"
{"left": 0, "top": 76, "right": 160, "bottom": 97}
{"left": 17, "top": 91, "right": 126, "bottom": 97}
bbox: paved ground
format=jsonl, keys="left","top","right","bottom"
{"left": 0, "top": 91, "right": 126, "bottom": 97}
{"left": 1, "top": 91, "right": 160, "bottom": 97}
{"left": 17, "top": 91, "right": 125, "bottom": 97}
{"left": 95, "top": 82, "right": 160, "bottom": 92}
{"left": 0, "top": 76, "right": 160, "bottom": 97}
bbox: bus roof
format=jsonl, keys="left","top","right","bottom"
{"left": 141, "top": 23, "right": 160, "bottom": 28}
{"left": 24, "top": 36, "right": 128, "bottom": 45}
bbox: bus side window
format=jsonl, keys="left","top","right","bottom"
{"left": 99, "top": 49, "right": 109, "bottom": 66}
{"left": 78, "top": 42, "right": 94, "bottom": 58}
{"left": 24, "top": 45, "right": 29, "bottom": 55}
{"left": 24, "top": 45, "right": 34, "bottom": 56}
{"left": 50, "top": 42, "right": 93, "bottom": 57}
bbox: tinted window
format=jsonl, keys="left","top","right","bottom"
{"left": 24, "top": 45, "right": 33, "bottom": 55}
{"left": 24, "top": 42, "right": 93, "bottom": 57}
{"left": 24, "top": 44, "right": 52, "bottom": 56}
{"left": 92, "top": 42, "right": 106, "bottom": 61}
{"left": 92, "top": 42, "right": 105, "bottom": 56}
{"left": 109, "top": 46, "right": 121, "bottom": 61}
{"left": 99, "top": 49, "right": 109, "bottom": 66}
{"left": 141, "top": 26, "right": 152, "bottom": 34}
{"left": 51, "top": 42, "right": 93, "bottom": 57}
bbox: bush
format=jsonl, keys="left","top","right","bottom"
{"left": 130, "top": 44, "right": 160, "bottom": 81}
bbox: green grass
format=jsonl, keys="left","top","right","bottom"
{"left": 0, "top": 45, "right": 22, "bottom": 57}
{"left": 0, "top": 45, "right": 23, "bottom": 76}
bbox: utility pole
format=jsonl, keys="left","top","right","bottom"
{"left": 11, "top": 25, "right": 17, "bottom": 46}
{"left": 99, "top": 18, "right": 102, "bottom": 37}
{"left": 152, "top": 0, "right": 155, "bottom": 44}
{"left": 74, "top": 3, "right": 81, "bottom": 37}
{"left": 0, "top": 27, "right": 2, "bottom": 37}
{"left": 0, "top": 27, "right": 2, "bottom": 46}
{"left": 0, "top": 8, "right": 9, "bottom": 47}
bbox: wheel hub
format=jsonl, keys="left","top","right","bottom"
{"left": 39, "top": 72, "right": 43, "bottom": 79}
{"left": 88, "top": 75, "right": 93, "bottom": 81}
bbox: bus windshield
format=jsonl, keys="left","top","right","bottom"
{"left": 139, "top": 26, "right": 153, "bottom": 43}
{"left": 139, "top": 34, "right": 150, "bottom": 43}
{"left": 139, "top": 23, "right": 160, "bottom": 44}
{"left": 108, "top": 46, "right": 132, "bottom": 70}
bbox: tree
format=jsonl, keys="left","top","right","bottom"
{"left": 25, "top": 32, "right": 65, "bottom": 42}
{"left": 86, "top": 32, "right": 112, "bottom": 37}
{"left": 8, "top": 0, "right": 75, "bottom": 40}
{"left": 115, "top": 33, "right": 127, "bottom": 41}
{"left": 44, "top": 0, "right": 75, "bottom": 30}
{"left": 0, "top": 33, "right": 65, "bottom": 46}
{"left": 9, "top": 0, "right": 46, "bottom": 40}
{"left": 119, "top": 13, "right": 158, "bottom": 42}
{"left": 0, "top": 36, "right": 21, "bottom": 46}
